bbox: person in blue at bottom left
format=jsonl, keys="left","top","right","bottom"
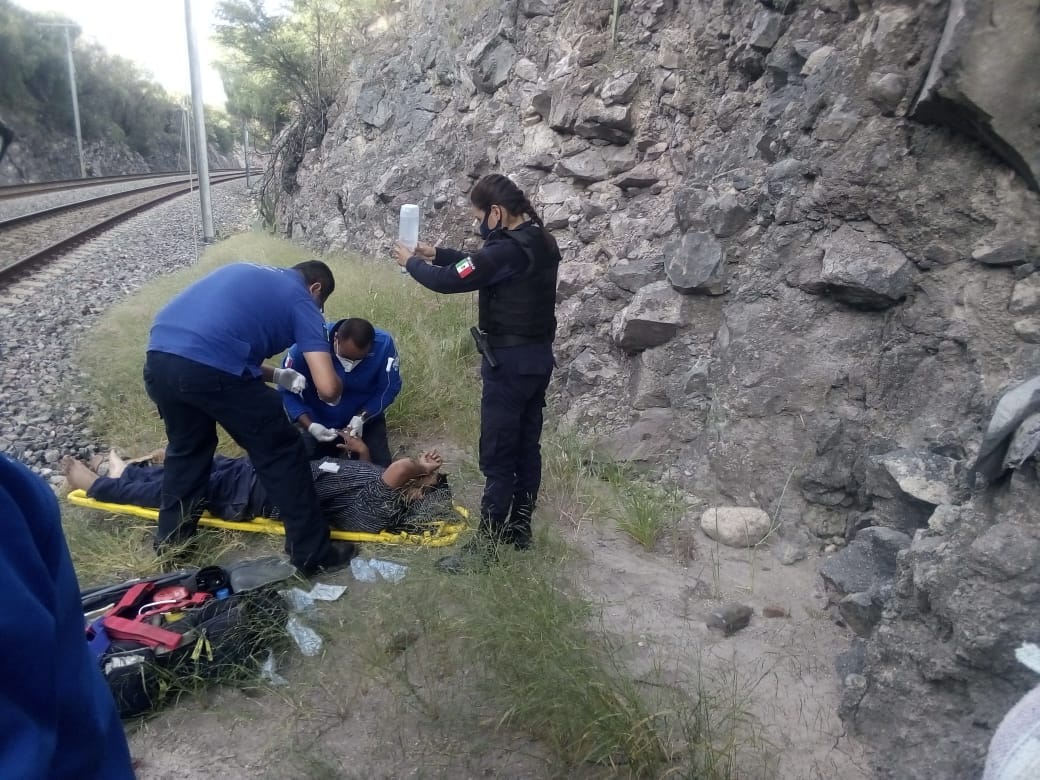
{"left": 0, "top": 453, "right": 135, "bottom": 780}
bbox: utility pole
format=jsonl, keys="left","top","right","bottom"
{"left": 242, "top": 119, "right": 251, "bottom": 188}
{"left": 183, "top": 0, "right": 214, "bottom": 242}
{"left": 39, "top": 23, "right": 86, "bottom": 178}
{"left": 181, "top": 105, "right": 194, "bottom": 184}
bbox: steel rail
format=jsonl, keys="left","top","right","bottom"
{"left": 0, "top": 172, "right": 247, "bottom": 284}
{"left": 0, "top": 169, "right": 243, "bottom": 201}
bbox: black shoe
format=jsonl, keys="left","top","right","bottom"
{"left": 436, "top": 538, "right": 498, "bottom": 575}
{"left": 155, "top": 532, "right": 201, "bottom": 571}
{"left": 298, "top": 540, "right": 357, "bottom": 577}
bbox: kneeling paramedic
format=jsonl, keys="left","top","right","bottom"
{"left": 280, "top": 317, "right": 402, "bottom": 467}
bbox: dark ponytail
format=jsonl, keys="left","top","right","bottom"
{"left": 470, "top": 173, "right": 558, "bottom": 252}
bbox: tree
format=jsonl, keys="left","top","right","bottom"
{"left": 214, "top": 0, "right": 379, "bottom": 135}
{"left": 0, "top": 0, "right": 225, "bottom": 168}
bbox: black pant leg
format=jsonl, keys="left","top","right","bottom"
{"left": 514, "top": 373, "right": 550, "bottom": 502}
{"left": 478, "top": 359, "right": 524, "bottom": 536}
{"left": 508, "top": 374, "right": 550, "bottom": 548}
{"left": 201, "top": 375, "right": 331, "bottom": 570}
{"left": 144, "top": 352, "right": 218, "bottom": 545}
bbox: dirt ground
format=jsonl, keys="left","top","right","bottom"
{"left": 571, "top": 523, "right": 872, "bottom": 779}
{"left": 123, "top": 508, "right": 872, "bottom": 780}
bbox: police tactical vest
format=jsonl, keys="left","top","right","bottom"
{"left": 478, "top": 224, "right": 560, "bottom": 342}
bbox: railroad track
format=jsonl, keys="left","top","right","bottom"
{"left": 0, "top": 169, "right": 244, "bottom": 201}
{"left": 0, "top": 172, "right": 247, "bottom": 283}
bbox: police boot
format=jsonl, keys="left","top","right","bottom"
{"left": 436, "top": 513, "right": 504, "bottom": 574}
{"left": 506, "top": 494, "right": 535, "bottom": 551}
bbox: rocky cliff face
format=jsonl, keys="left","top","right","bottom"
{"left": 271, "top": 0, "right": 1040, "bottom": 775}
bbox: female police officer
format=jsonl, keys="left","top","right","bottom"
{"left": 394, "top": 174, "right": 561, "bottom": 561}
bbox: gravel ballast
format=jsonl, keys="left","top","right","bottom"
{"left": 0, "top": 180, "right": 254, "bottom": 483}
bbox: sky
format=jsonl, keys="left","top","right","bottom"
{"left": 15, "top": 0, "right": 229, "bottom": 108}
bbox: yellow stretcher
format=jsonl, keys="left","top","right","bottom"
{"left": 66, "top": 489, "right": 470, "bottom": 547}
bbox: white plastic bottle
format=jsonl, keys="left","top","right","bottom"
{"left": 398, "top": 204, "right": 420, "bottom": 273}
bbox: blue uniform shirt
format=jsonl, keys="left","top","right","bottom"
{"left": 148, "top": 263, "right": 329, "bottom": 377}
{"left": 0, "top": 455, "right": 135, "bottom": 780}
{"left": 281, "top": 325, "right": 402, "bottom": 427}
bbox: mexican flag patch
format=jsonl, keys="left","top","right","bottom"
{"left": 455, "top": 257, "right": 475, "bottom": 278}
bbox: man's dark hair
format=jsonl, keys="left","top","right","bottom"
{"left": 334, "top": 318, "right": 375, "bottom": 350}
{"left": 292, "top": 260, "right": 335, "bottom": 302}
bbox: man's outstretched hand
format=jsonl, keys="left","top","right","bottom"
{"left": 417, "top": 450, "right": 442, "bottom": 474}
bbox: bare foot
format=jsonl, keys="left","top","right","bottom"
{"left": 62, "top": 456, "right": 98, "bottom": 492}
{"left": 88, "top": 453, "right": 104, "bottom": 471}
{"left": 107, "top": 449, "right": 127, "bottom": 479}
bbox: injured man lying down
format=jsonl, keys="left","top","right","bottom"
{"left": 62, "top": 436, "right": 452, "bottom": 535}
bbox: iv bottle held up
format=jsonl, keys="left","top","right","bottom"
{"left": 398, "top": 204, "right": 420, "bottom": 274}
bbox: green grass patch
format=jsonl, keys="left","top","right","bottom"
{"left": 340, "top": 530, "right": 764, "bottom": 778}
{"left": 351, "top": 537, "right": 671, "bottom": 775}
{"left": 609, "top": 474, "right": 688, "bottom": 551}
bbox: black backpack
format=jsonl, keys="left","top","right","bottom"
{"left": 83, "top": 558, "right": 293, "bottom": 718}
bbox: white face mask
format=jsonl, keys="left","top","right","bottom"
{"left": 337, "top": 355, "right": 361, "bottom": 373}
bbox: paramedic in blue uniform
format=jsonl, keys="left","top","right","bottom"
{"left": 0, "top": 454, "right": 134, "bottom": 779}
{"left": 280, "top": 317, "right": 402, "bottom": 466}
{"left": 393, "top": 174, "right": 561, "bottom": 552}
{"left": 144, "top": 260, "right": 356, "bottom": 576}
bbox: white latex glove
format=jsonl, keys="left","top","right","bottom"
{"left": 308, "top": 422, "right": 340, "bottom": 442}
{"left": 347, "top": 415, "right": 365, "bottom": 438}
{"left": 273, "top": 367, "right": 307, "bottom": 395}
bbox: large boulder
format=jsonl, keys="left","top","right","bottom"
{"left": 818, "top": 223, "right": 914, "bottom": 309}
{"left": 601, "top": 72, "right": 640, "bottom": 105}
{"left": 821, "top": 526, "right": 912, "bottom": 636}
{"left": 1009, "top": 275, "right": 1040, "bottom": 315}
{"left": 873, "top": 449, "right": 959, "bottom": 507}
{"left": 912, "top": 0, "right": 1040, "bottom": 191}
{"left": 749, "top": 10, "right": 784, "bottom": 52}
{"left": 557, "top": 262, "right": 602, "bottom": 299}
{"left": 615, "top": 163, "right": 662, "bottom": 189}
{"left": 851, "top": 481, "right": 1040, "bottom": 779}
{"left": 574, "top": 98, "right": 635, "bottom": 144}
{"left": 357, "top": 82, "right": 392, "bottom": 128}
{"left": 466, "top": 36, "right": 517, "bottom": 94}
{"left": 665, "top": 232, "right": 726, "bottom": 295}
{"left": 608, "top": 257, "right": 662, "bottom": 293}
{"left": 596, "top": 409, "right": 675, "bottom": 464}
{"left": 555, "top": 149, "right": 609, "bottom": 183}
{"left": 611, "top": 281, "right": 684, "bottom": 352}
{"left": 820, "top": 526, "right": 912, "bottom": 597}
